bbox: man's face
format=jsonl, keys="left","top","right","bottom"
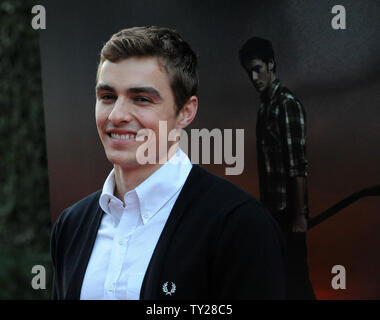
{"left": 248, "top": 58, "right": 273, "bottom": 93}
{"left": 95, "top": 56, "right": 181, "bottom": 168}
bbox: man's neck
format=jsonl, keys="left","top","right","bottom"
{"left": 260, "top": 75, "right": 277, "bottom": 102}
{"left": 113, "top": 163, "right": 161, "bottom": 203}
{"left": 113, "top": 144, "right": 179, "bottom": 203}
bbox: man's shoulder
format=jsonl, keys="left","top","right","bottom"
{"left": 185, "top": 165, "right": 260, "bottom": 210}
{"left": 276, "top": 84, "right": 299, "bottom": 104}
{"left": 182, "top": 165, "right": 279, "bottom": 235}
{"left": 273, "top": 83, "right": 305, "bottom": 117}
{"left": 188, "top": 165, "right": 249, "bottom": 193}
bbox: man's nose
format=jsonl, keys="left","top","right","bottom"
{"left": 108, "top": 97, "right": 134, "bottom": 125}
{"left": 251, "top": 71, "right": 258, "bottom": 81}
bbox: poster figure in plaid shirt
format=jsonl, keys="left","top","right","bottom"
{"left": 239, "top": 37, "right": 315, "bottom": 299}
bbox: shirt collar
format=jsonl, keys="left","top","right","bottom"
{"left": 99, "top": 148, "right": 192, "bottom": 225}
{"left": 99, "top": 169, "right": 123, "bottom": 224}
{"left": 135, "top": 148, "right": 192, "bottom": 224}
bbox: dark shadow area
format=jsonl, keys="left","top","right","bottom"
{"left": 0, "top": 0, "right": 52, "bottom": 299}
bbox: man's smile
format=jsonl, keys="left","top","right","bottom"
{"left": 109, "top": 133, "right": 136, "bottom": 140}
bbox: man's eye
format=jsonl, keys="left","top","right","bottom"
{"left": 100, "top": 94, "right": 116, "bottom": 101}
{"left": 134, "top": 96, "right": 153, "bottom": 103}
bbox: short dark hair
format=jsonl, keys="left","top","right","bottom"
{"left": 97, "top": 26, "right": 198, "bottom": 112}
{"left": 238, "top": 37, "right": 276, "bottom": 73}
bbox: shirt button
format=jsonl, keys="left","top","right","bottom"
{"left": 119, "top": 239, "right": 125, "bottom": 246}
{"left": 144, "top": 212, "right": 149, "bottom": 219}
{"left": 108, "top": 283, "right": 115, "bottom": 292}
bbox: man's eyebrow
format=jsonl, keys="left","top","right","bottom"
{"left": 127, "top": 87, "right": 163, "bottom": 100}
{"left": 96, "top": 83, "right": 115, "bottom": 92}
{"left": 96, "top": 84, "right": 162, "bottom": 100}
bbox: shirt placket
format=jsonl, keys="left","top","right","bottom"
{"left": 103, "top": 204, "right": 138, "bottom": 299}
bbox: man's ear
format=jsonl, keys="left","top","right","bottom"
{"left": 267, "top": 60, "right": 274, "bottom": 72}
{"left": 176, "top": 96, "right": 198, "bottom": 129}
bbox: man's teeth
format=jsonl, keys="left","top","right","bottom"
{"left": 110, "top": 133, "right": 136, "bottom": 140}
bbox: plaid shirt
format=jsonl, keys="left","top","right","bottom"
{"left": 256, "top": 79, "right": 309, "bottom": 217}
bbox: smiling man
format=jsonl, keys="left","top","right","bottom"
{"left": 95, "top": 56, "right": 196, "bottom": 198}
{"left": 51, "top": 27, "right": 285, "bottom": 300}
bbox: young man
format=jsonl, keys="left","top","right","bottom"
{"left": 239, "top": 37, "right": 315, "bottom": 299}
{"left": 51, "top": 27, "right": 285, "bottom": 300}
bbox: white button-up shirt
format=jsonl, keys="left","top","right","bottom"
{"left": 80, "top": 148, "right": 192, "bottom": 300}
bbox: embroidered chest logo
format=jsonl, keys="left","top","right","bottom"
{"left": 162, "top": 281, "right": 176, "bottom": 296}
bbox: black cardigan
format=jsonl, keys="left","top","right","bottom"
{"left": 51, "top": 165, "right": 285, "bottom": 299}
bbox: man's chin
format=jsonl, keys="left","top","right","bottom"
{"left": 255, "top": 85, "right": 265, "bottom": 92}
{"left": 253, "top": 84, "right": 262, "bottom": 92}
{"left": 106, "top": 154, "right": 138, "bottom": 168}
